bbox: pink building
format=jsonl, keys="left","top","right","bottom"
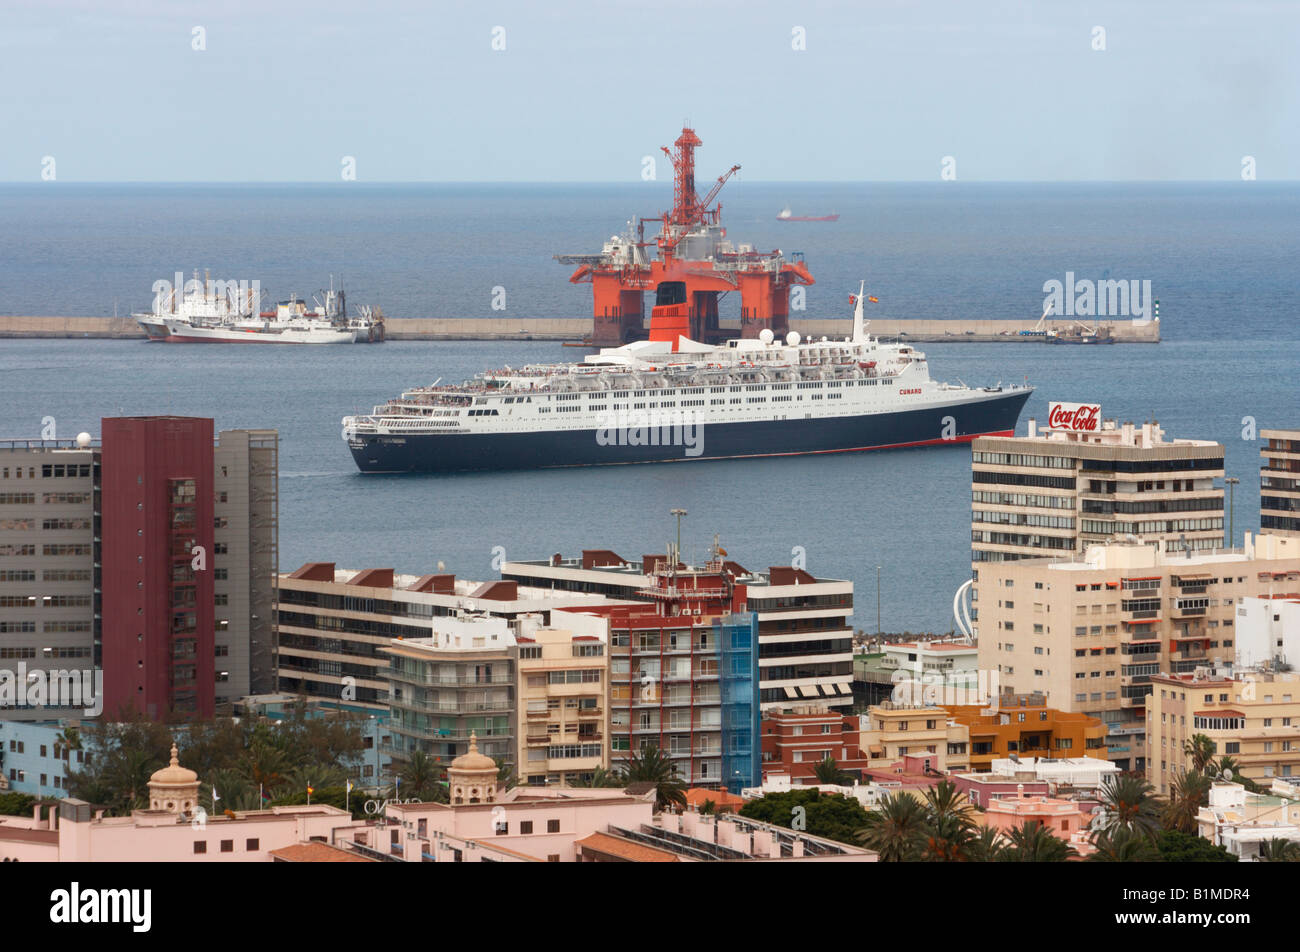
{"left": 950, "top": 773, "right": 1050, "bottom": 808}
{"left": 981, "top": 784, "right": 1095, "bottom": 856}
{"left": 0, "top": 745, "right": 370, "bottom": 862}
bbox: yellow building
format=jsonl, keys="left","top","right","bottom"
{"left": 859, "top": 703, "right": 970, "bottom": 773}
{"left": 1146, "top": 670, "right": 1300, "bottom": 794}
{"left": 517, "top": 625, "right": 611, "bottom": 787}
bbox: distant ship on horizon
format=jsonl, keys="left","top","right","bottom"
{"left": 777, "top": 206, "right": 839, "bottom": 222}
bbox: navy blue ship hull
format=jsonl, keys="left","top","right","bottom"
{"left": 347, "top": 388, "right": 1031, "bottom": 474}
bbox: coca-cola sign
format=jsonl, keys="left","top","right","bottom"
{"left": 1048, "top": 401, "right": 1101, "bottom": 432}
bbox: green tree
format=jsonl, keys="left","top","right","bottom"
{"left": 739, "top": 788, "right": 870, "bottom": 846}
{"left": 241, "top": 738, "right": 291, "bottom": 796}
{"left": 0, "top": 792, "right": 37, "bottom": 817}
{"left": 202, "top": 768, "right": 256, "bottom": 813}
{"left": 569, "top": 766, "right": 623, "bottom": 789}
{"left": 1162, "top": 768, "right": 1212, "bottom": 834}
{"left": 965, "top": 826, "right": 1006, "bottom": 863}
{"left": 493, "top": 757, "right": 518, "bottom": 791}
{"left": 1088, "top": 824, "right": 1159, "bottom": 862}
{"left": 395, "top": 751, "right": 444, "bottom": 801}
{"left": 1155, "top": 830, "right": 1237, "bottom": 862}
{"left": 1098, "top": 773, "right": 1161, "bottom": 841}
{"left": 856, "top": 792, "right": 925, "bottom": 861}
{"left": 1183, "top": 734, "right": 1217, "bottom": 773}
{"left": 812, "top": 756, "right": 851, "bottom": 786}
{"left": 916, "top": 781, "right": 978, "bottom": 862}
{"left": 1259, "top": 838, "right": 1300, "bottom": 862}
{"left": 619, "top": 746, "right": 686, "bottom": 813}
{"left": 998, "top": 821, "right": 1077, "bottom": 862}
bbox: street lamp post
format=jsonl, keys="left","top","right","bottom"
{"left": 670, "top": 508, "right": 687, "bottom": 562}
{"left": 876, "top": 565, "right": 882, "bottom": 636}
{"left": 1225, "top": 477, "right": 1239, "bottom": 548}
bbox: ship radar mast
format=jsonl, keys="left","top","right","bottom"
{"left": 851, "top": 280, "right": 869, "bottom": 343}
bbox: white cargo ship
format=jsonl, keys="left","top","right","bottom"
{"left": 134, "top": 272, "right": 383, "bottom": 344}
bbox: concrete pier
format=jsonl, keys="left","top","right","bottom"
{"left": 0, "top": 315, "right": 1160, "bottom": 343}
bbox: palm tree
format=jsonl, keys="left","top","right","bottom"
{"left": 856, "top": 792, "right": 925, "bottom": 861}
{"left": 999, "top": 821, "right": 1077, "bottom": 862}
{"left": 203, "top": 767, "right": 256, "bottom": 813}
{"left": 1162, "top": 768, "right": 1211, "bottom": 834}
{"left": 965, "top": 826, "right": 1007, "bottom": 863}
{"left": 493, "top": 757, "right": 518, "bottom": 791}
{"left": 813, "top": 757, "right": 850, "bottom": 786}
{"left": 568, "top": 766, "right": 623, "bottom": 789}
{"left": 398, "top": 750, "right": 443, "bottom": 800}
{"left": 1098, "top": 773, "right": 1161, "bottom": 840}
{"left": 917, "top": 781, "right": 978, "bottom": 861}
{"left": 241, "top": 739, "right": 290, "bottom": 796}
{"left": 55, "top": 726, "right": 81, "bottom": 762}
{"left": 619, "top": 746, "right": 686, "bottom": 813}
{"left": 698, "top": 799, "right": 717, "bottom": 816}
{"left": 1214, "top": 755, "right": 1241, "bottom": 781}
{"left": 103, "top": 746, "right": 157, "bottom": 814}
{"left": 1259, "top": 838, "right": 1300, "bottom": 862}
{"left": 1088, "top": 824, "right": 1158, "bottom": 862}
{"left": 1184, "top": 734, "right": 1217, "bottom": 773}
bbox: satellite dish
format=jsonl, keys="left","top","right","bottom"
{"left": 75, "top": 432, "right": 92, "bottom": 448}
{"left": 437, "top": 561, "right": 445, "bottom": 571}
{"left": 786, "top": 331, "right": 801, "bottom": 346}
{"left": 758, "top": 328, "right": 774, "bottom": 344}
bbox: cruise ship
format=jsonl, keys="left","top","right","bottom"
{"left": 134, "top": 272, "right": 383, "bottom": 344}
{"left": 342, "top": 285, "right": 1032, "bottom": 474}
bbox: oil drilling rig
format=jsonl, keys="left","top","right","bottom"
{"left": 555, "top": 126, "right": 815, "bottom": 347}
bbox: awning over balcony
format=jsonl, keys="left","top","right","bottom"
{"left": 783, "top": 686, "right": 798, "bottom": 699}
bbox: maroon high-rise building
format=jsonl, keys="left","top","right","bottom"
{"left": 100, "top": 417, "right": 216, "bottom": 719}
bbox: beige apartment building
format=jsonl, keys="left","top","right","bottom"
{"left": 1261, "top": 428, "right": 1300, "bottom": 537}
{"left": 976, "top": 532, "right": 1300, "bottom": 773}
{"left": 275, "top": 564, "right": 616, "bottom": 713}
{"left": 213, "top": 429, "right": 279, "bottom": 705}
{"left": 1147, "top": 670, "right": 1300, "bottom": 794}
{"left": 517, "top": 625, "right": 611, "bottom": 786}
{"left": 971, "top": 416, "right": 1224, "bottom": 572}
{"left": 860, "top": 703, "right": 971, "bottom": 773}
{"left": 0, "top": 440, "right": 98, "bottom": 702}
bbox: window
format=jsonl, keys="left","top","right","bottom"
{"left": 194, "top": 841, "right": 207, "bottom": 854}
{"left": 246, "top": 839, "right": 259, "bottom": 851}
{"left": 220, "top": 840, "right": 233, "bottom": 853}
{"left": 547, "top": 819, "right": 560, "bottom": 833}
{"left": 520, "top": 821, "right": 533, "bottom": 835}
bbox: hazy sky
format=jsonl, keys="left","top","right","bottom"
{"left": 2, "top": 0, "right": 1297, "bottom": 181}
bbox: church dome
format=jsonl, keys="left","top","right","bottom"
{"left": 150, "top": 743, "right": 199, "bottom": 786}
{"left": 450, "top": 732, "right": 497, "bottom": 773}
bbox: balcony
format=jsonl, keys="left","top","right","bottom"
{"left": 577, "top": 708, "right": 603, "bottom": 718}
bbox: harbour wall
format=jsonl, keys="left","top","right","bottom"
{"left": 0, "top": 315, "right": 1161, "bottom": 343}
